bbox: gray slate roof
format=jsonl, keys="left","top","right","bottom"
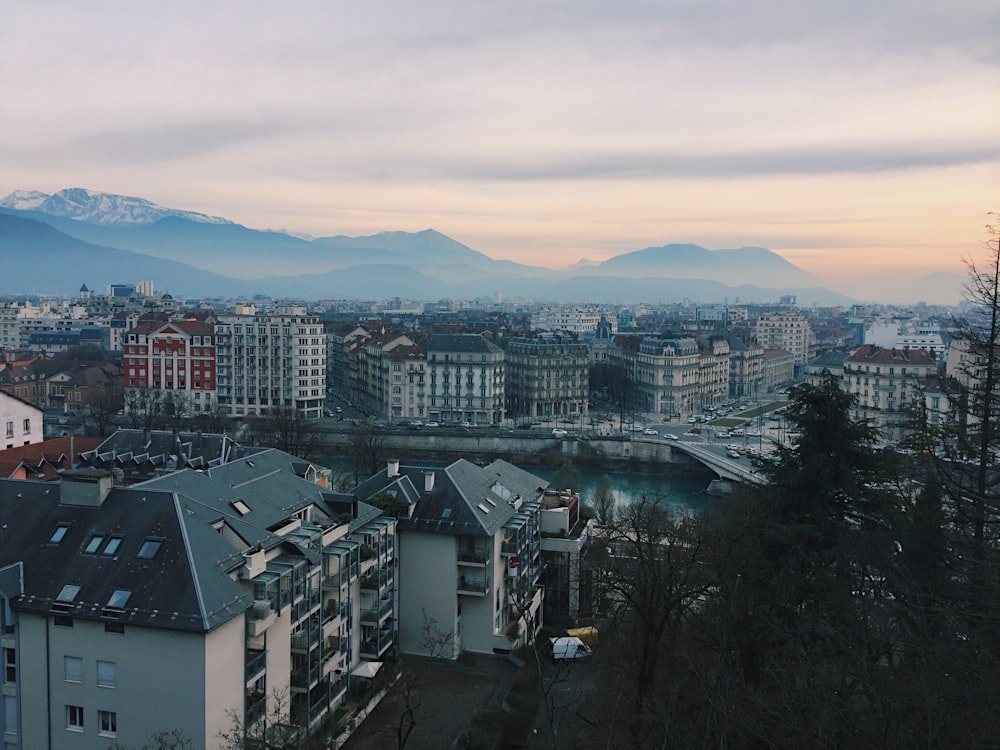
{"left": 352, "top": 458, "right": 547, "bottom": 538}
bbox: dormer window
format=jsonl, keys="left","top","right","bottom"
{"left": 84, "top": 535, "right": 104, "bottom": 554}
{"left": 137, "top": 539, "right": 162, "bottom": 559}
{"left": 105, "top": 590, "right": 131, "bottom": 612}
{"left": 102, "top": 537, "right": 123, "bottom": 556}
{"left": 56, "top": 584, "right": 81, "bottom": 605}
{"left": 50, "top": 524, "right": 70, "bottom": 544}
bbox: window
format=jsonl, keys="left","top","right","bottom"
{"left": 231, "top": 499, "right": 251, "bottom": 516}
{"left": 137, "top": 539, "right": 161, "bottom": 559}
{"left": 21, "top": 419, "right": 29, "bottom": 435}
{"left": 97, "top": 711, "right": 118, "bottom": 737}
{"left": 66, "top": 704, "right": 84, "bottom": 732}
{"left": 50, "top": 524, "right": 70, "bottom": 544}
{"left": 102, "top": 537, "right": 122, "bottom": 556}
{"left": 64, "top": 656, "right": 82, "bottom": 683}
{"left": 4, "top": 422, "right": 11, "bottom": 439}
{"left": 105, "top": 590, "right": 131, "bottom": 611}
{"left": 84, "top": 535, "right": 104, "bottom": 554}
{"left": 104, "top": 622, "right": 124, "bottom": 635}
{"left": 2, "top": 648, "right": 14, "bottom": 684}
{"left": 96, "top": 660, "right": 116, "bottom": 688}
{"left": 56, "top": 584, "right": 81, "bottom": 605}
{"left": 3, "top": 695, "right": 17, "bottom": 735}
{"left": 53, "top": 615, "right": 73, "bottom": 628}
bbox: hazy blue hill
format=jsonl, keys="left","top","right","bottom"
{"left": 312, "top": 229, "right": 554, "bottom": 279}
{"left": 265, "top": 263, "right": 454, "bottom": 300}
{"left": 0, "top": 212, "right": 247, "bottom": 297}
{"left": 594, "top": 242, "right": 823, "bottom": 288}
{"left": 11, "top": 214, "right": 321, "bottom": 279}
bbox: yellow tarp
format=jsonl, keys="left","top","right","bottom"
{"left": 567, "top": 626, "right": 599, "bottom": 647}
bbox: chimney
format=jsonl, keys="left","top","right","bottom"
{"left": 59, "top": 468, "right": 114, "bottom": 507}
{"left": 423, "top": 470, "right": 436, "bottom": 493}
{"left": 387, "top": 459, "right": 400, "bottom": 478}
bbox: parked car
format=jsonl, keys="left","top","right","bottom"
{"left": 424, "top": 421, "right": 439, "bottom": 428}
{"left": 552, "top": 428, "right": 569, "bottom": 438}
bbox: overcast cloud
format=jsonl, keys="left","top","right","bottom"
{"left": 2, "top": 0, "right": 998, "bottom": 281}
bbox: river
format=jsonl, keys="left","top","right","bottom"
{"left": 320, "top": 454, "right": 715, "bottom": 517}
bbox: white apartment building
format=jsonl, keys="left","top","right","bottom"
{"left": 504, "top": 335, "right": 590, "bottom": 424}
{"left": 610, "top": 337, "right": 702, "bottom": 417}
{"left": 427, "top": 334, "right": 505, "bottom": 426}
{"left": 214, "top": 304, "right": 326, "bottom": 419}
{"left": 531, "top": 306, "right": 616, "bottom": 335}
{"left": 351, "top": 458, "right": 545, "bottom": 657}
{"left": 755, "top": 312, "right": 816, "bottom": 367}
{"left": 0, "top": 444, "right": 396, "bottom": 749}
{"left": 865, "top": 320, "right": 946, "bottom": 358}
{"left": 844, "top": 345, "right": 936, "bottom": 433}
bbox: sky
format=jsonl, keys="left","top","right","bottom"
{"left": 2, "top": 1, "right": 998, "bottom": 284}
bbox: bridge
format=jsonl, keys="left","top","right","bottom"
{"left": 663, "top": 439, "right": 767, "bottom": 484}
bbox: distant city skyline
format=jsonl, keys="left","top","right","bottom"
{"left": 3, "top": 1, "right": 998, "bottom": 284}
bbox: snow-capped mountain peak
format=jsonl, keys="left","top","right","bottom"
{"left": 0, "top": 188, "right": 232, "bottom": 226}
{"left": 0, "top": 190, "right": 50, "bottom": 211}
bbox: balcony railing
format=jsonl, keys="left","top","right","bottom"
{"left": 457, "top": 549, "right": 489, "bottom": 566}
{"left": 245, "top": 692, "right": 266, "bottom": 725}
{"left": 291, "top": 662, "right": 322, "bottom": 690}
{"left": 360, "top": 598, "right": 393, "bottom": 624}
{"left": 245, "top": 649, "right": 266, "bottom": 681}
{"left": 360, "top": 628, "right": 394, "bottom": 658}
{"left": 457, "top": 577, "right": 489, "bottom": 596}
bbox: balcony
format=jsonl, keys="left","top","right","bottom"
{"left": 458, "top": 576, "right": 489, "bottom": 596}
{"left": 245, "top": 649, "right": 266, "bottom": 682}
{"left": 291, "top": 630, "right": 319, "bottom": 652}
{"left": 245, "top": 691, "right": 266, "bottom": 726}
{"left": 360, "top": 597, "right": 393, "bottom": 625}
{"left": 360, "top": 627, "right": 394, "bottom": 659}
{"left": 501, "top": 539, "right": 517, "bottom": 556}
{"left": 457, "top": 548, "right": 489, "bottom": 567}
{"left": 291, "top": 662, "right": 322, "bottom": 690}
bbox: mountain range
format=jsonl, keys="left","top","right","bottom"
{"left": 0, "top": 188, "right": 964, "bottom": 305}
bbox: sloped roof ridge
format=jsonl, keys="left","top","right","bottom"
{"left": 172, "top": 492, "right": 210, "bottom": 631}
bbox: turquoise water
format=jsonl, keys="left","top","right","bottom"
{"left": 533, "top": 464, "right": 715, "bottom": 517}
{"left": 321, "top": 454, "right": 714, "bottom": 517}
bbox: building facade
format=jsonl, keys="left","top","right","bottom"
{"left": 504, "top": 335, "right": 589, "bottom": 425}
{"left": 123, "top": 320, "right": 217, "bottom": 413}
{"left": 755, "top": 312, "right": 816, "bottom": 368}
{"left": 214, "top": 305, "right": 326, "bottom": 419}
{"left": 0, "top": 443, "right": 396, "bottom": 749}
{"left": 426, "top": 335, "right": 505, "bottom": 426}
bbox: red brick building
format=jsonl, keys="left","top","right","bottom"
{"left": 123, "top": 320, "right": 216, "bottom": 412}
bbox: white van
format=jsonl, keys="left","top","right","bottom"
{"left": 550, "top": 636, "right": 593, "bottom": 661}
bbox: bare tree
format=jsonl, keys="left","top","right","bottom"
{"left": 246, "top": 407, "right": 324, "bottom": 460}
{"left": 590, "top": 473, "right": 615, "bottom": 525}
{"left": 347, "top": 420, "right": 389, "bottom": 482}
{"left": 124, "top": 386, "right": 164, "bottom": 431}
{"left": 81, "top": 380, "right": 124, "bottom": 437}
{"left": 217, "top": 688, "right": 316, "bottom": 750}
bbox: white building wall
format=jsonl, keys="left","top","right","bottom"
{"left": 17, "top": 613, "right": 216, "bottom": 750}
{"left": 0, "top": 393, "right": 43, "bottom": 450}
{"left": 397, "top": 531, "right": 459, "bottom": 658}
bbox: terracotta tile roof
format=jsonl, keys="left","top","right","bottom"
{"left": 0, "top": 436, "right": 103, "bottom": 480}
